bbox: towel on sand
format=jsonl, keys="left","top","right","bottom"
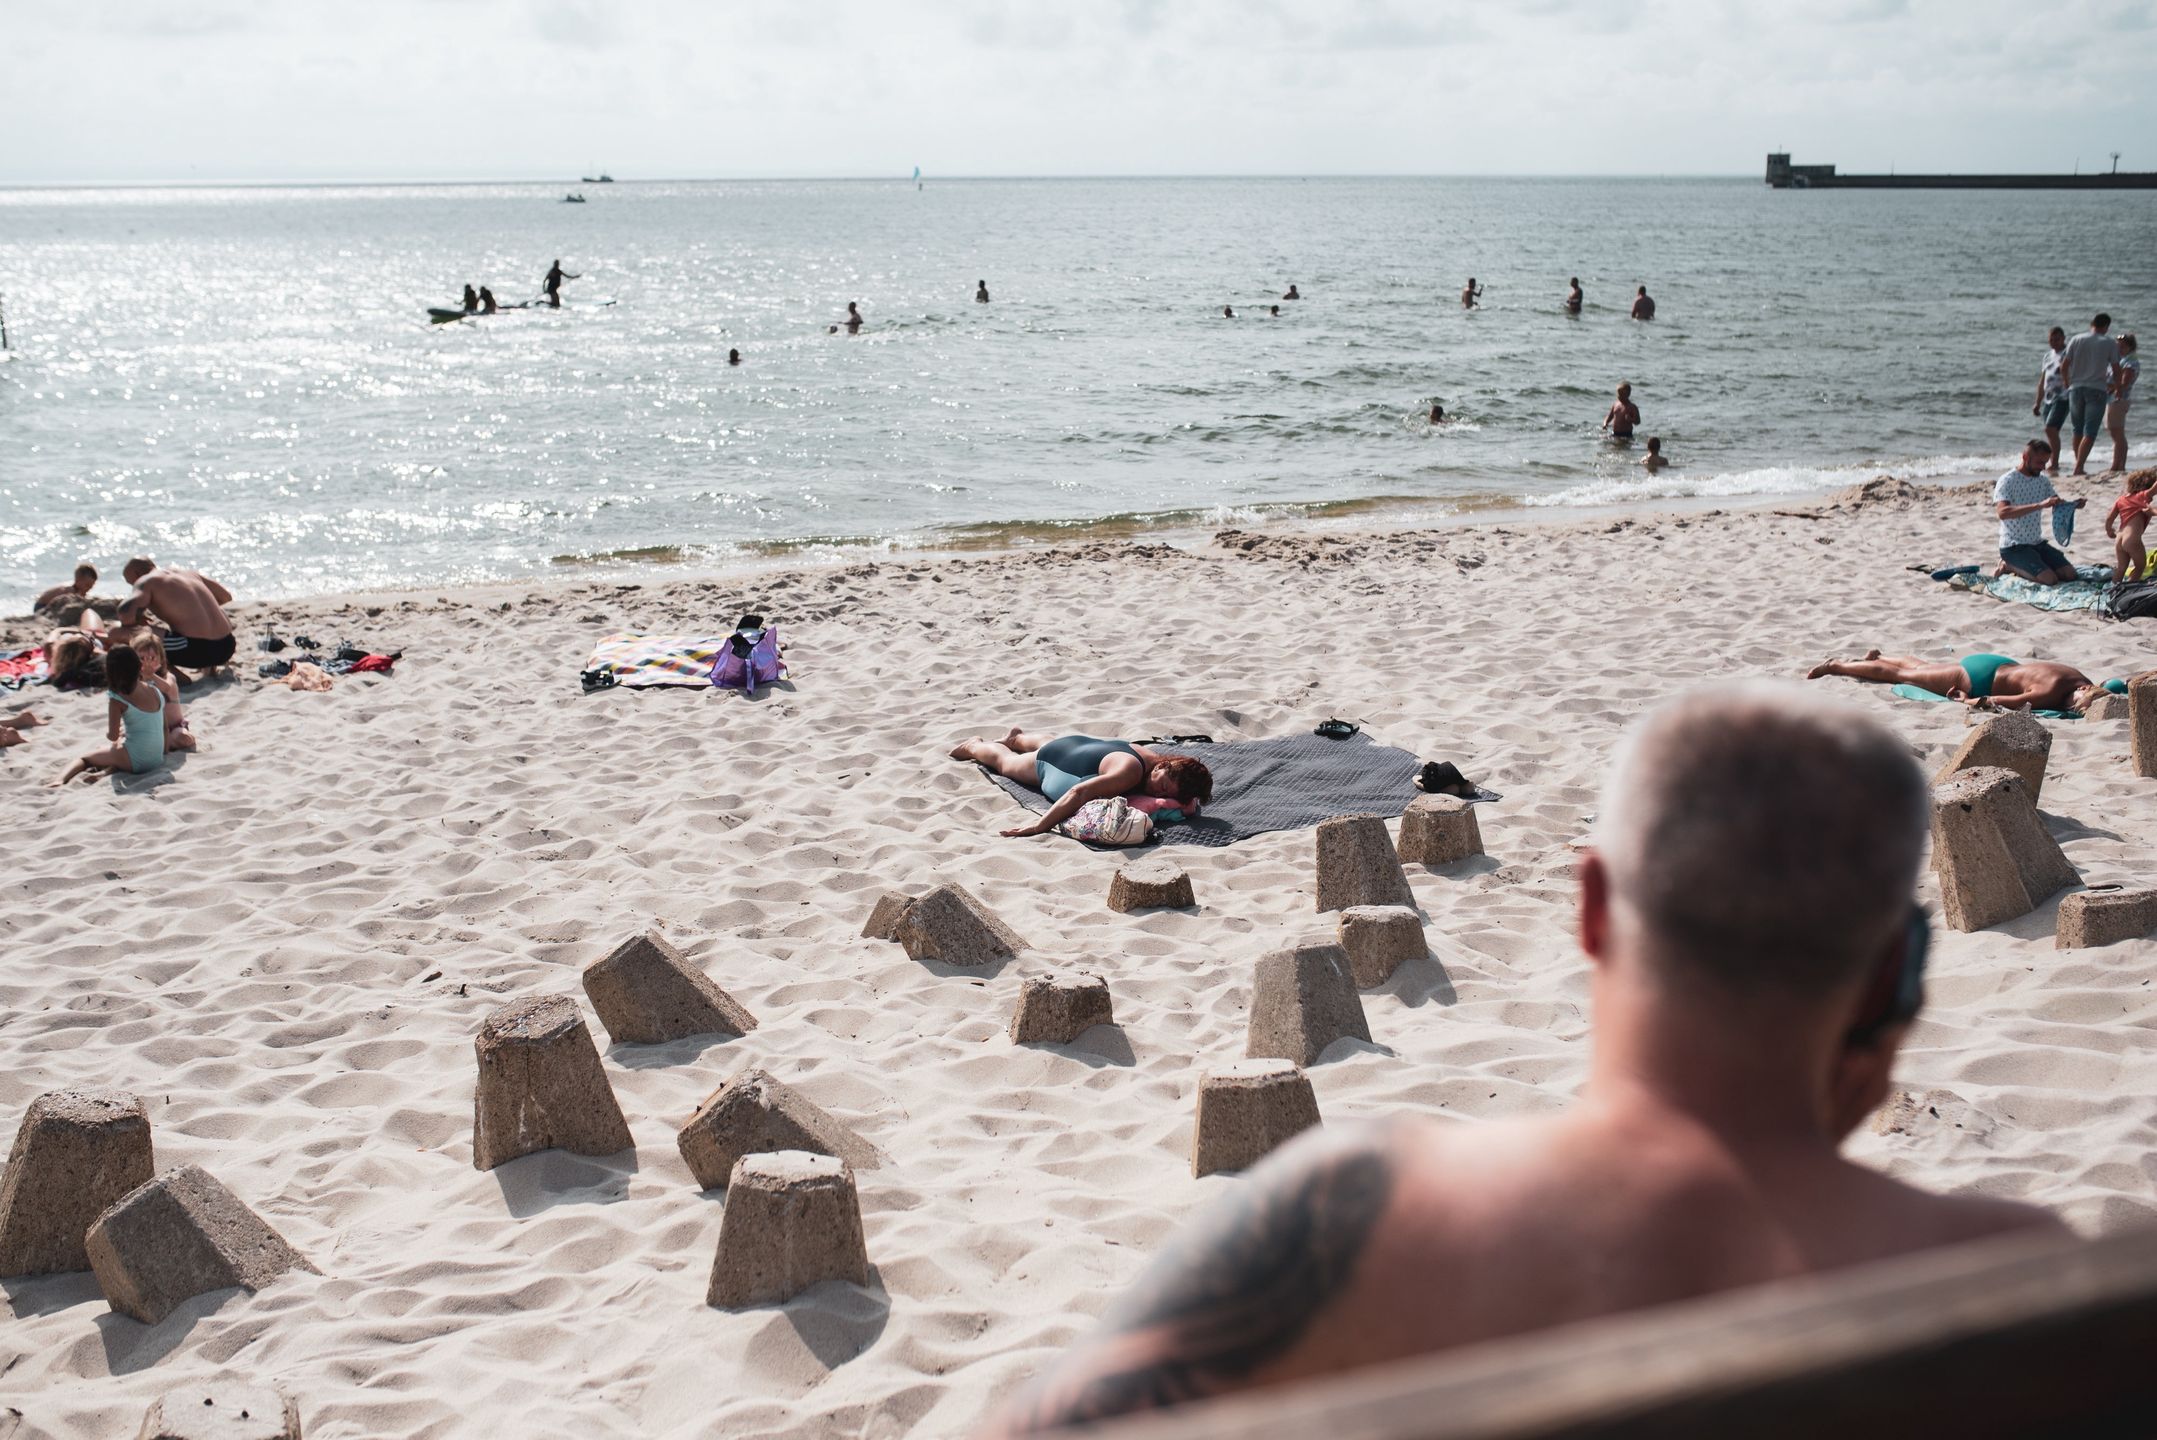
{"left": 985, "top": 730, "right": 1428, "bottom": 848}
{"left": 581, "top": 633, "right": 732, "bottom": 690}
{"left": 1942, "top": 566, "right": 2111, "bottom": 613}
{"left": 0, "top": 646, "right": 48, "bottom": 693}
{"left": 1889, "top": 683, "right": 2080, "bottom": 721}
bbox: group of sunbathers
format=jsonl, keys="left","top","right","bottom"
{"left": 18, "top": 556, "right": 235, "bottom": 785}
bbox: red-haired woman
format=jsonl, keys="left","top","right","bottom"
{"left": 951, "top": 730, "right": 1213, "bottom": 838}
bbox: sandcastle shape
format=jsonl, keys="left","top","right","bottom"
{"left": 137, "top": 1385, "right": 303, "bottom": 1440}
{"left": 1009, "top": 971, "right": 1114, "bottom": 1045}
{"left": 1936, "top": 710, "right": 2052, "bottom": 802}
{"left": 2056, "top": 888, "right": 2157, "bottom": 950}
{"left": 0, "top": 1089, "right": 154, "bottom": 1277}
{"left": 1313, "top": 813, "right": 1415, "bottom": 912}
{"left": 891, "top": 883, "right": 1029, "bottom": 966}
{"left": 677, "top": 1068, "right": 881, "bottom": 1190}
{"left": 707, "top": 1151, "right": 870, "bottom": 1308}
{"left": 1931, "top": 767, "right": 2079, "bottom": 932}
{"left": 1192, "top": 1059, "right": 1321, "bottom": 1177}
{"left": 471, "top": 994, "right": 633, "bottom": 1170}
{"left": 1246, "top": 941, "right": 1372, "bottom": 1065}
{"left": 1397, "top": 794, "right": 1485, "bottom": 867}
{"left": 580, "top": 931, "right": 758, "bottom": 1045}
{"left": 1107, "top": 856, "right": 1195, "bottom": 912}
{"left": 1335, "top": 905, "right": 1425, "bottom": 987}
{"left": 85, "top": 1166, "right": 315, "bottom": 1325}
{"left": 2084, "top": 691, "right": 2130, "bottom": 721}
{"left": 2134, "top": 674, "right": 2157, "bottom": 780}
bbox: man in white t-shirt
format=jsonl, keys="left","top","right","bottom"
{"left": 1993, "top": 439, "right": 2080, "bottom": 585}
{"left": 2060, "top": 314, "right": 2120, "bottom": 477}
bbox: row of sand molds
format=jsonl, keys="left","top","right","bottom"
{"left": 0, "top": 1091, "right": 310, "bottom": 1325}
{"left": 1930, "top": 766, "right": 2078, "bottom": 933}
{"left": 2137, "top": 674, "right": 2157, "bottom": 779}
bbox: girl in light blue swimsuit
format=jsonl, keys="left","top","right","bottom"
{"left": 48, "top": 645, "right": 166, "bottom": 787}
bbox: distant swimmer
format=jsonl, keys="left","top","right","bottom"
{"left": 1460, "top": 277, "right": 1482, "bottom": 309}
{"left": 1641, "top": 436, "right": 1669, "bottom": 472}
{"left": 1565, "top": 277, "right": 1583, "bottom": 314}
{"left": 479, "top": 287, "right": 499, "bottom": 314}
{"left": 1283, "top": 284, "right": 1301, "bottom": 300}
{"left": 543, "top": 258, "right": 580, "bottom": 308}
{"left": 1429, "top": 403, "right": 1447, "bottom": 425}
{"left": 1269, "top": 305, "right": 1281, "bottom": 317}
{"left": 1631, "top": 284, "right": 1656, "bottom": 321}
{"left": 976, "top": 280, "right": 991, "bottom": 304}
{"left": 462, "top": 283, "right": 479, "bottom": 315}
{"left": 1223, "top": 305, "right": 1237, "bottom": 319}
{"left": 1602, "top": 381, "right": 1640, "bottom": 440}
{"left": 728, "top": 348, "right": 742, "bottom": 366}
{"left": 844, "top": 301, "right": 864, "bottom": 332}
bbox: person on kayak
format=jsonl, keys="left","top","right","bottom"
{"left": 479, "top": 287, "right": 499, "bottom": 314}
{"left": 462, "top": 284, "right": 479, "bottom": 314}
{"left": 543, "top": 259, "right": 580, "bottom": 308}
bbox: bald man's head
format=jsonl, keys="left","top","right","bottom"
{"left": 1593, "top": 684, "right": 1927, "bottom": 996}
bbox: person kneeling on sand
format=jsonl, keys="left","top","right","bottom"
{"left": 1992, "top": 439, "right": 2083, "bottom": 586}
{"left": 950, "top": 730, "right": 1212, "bottom": 838}
{"left": 117, "top": 557, "right": 236, "bottom": 676}
{"left": 989, "top": 685, "right": 2062, "bottom": 1434}
{"left": 1807, "top": 650, "right": 2115, "bottom": 714}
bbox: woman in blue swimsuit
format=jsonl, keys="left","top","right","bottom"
{"left": 951, "top": 728, "right": 1214, "bottom": 838}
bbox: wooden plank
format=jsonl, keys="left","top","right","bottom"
{"left": 1048, "top": 1226, "right": 2157, "bottom": 1440}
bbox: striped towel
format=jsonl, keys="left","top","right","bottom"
{"left": 580, "top": 633, "right": 731, "bottom": 690}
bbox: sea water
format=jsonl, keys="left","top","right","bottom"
{"left": 1, "top": 176, "right": 2151, "bottom": 599}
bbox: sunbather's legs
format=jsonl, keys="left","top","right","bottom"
{"left": 0, "top": 727, "right": 22, "bottom": 749}
{"left": 949, "top": 736, "right": 1041, "bottom": 787}
{"left": 1002, "top": 728, "right": 1051, "bottom": 754}
{"left": 1807, "top": 655, "right": 1969, "bottom": 695}
{"left": 4, "top": 708, "right": 45, "bottom": 728}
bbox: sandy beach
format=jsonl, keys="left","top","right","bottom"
{"left": 3, "top": 478, "right": 2154, "bottom": 1437}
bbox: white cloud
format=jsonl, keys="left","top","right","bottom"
{"left": 3, "top": 0, "right": 2153, "bottom": 182}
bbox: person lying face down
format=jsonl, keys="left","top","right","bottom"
{"left": 987, "top": 684, "right": 2063, "bottom": 1434}
{"left": 950, "top": 729, "right": 1213, "bottom": 838}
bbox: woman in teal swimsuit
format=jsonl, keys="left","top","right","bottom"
{"left": 951, "top": 728, "right": 1215, "bottom": 838}
{"left": 1807, "top": 650, "right": 2117, "bottom": 713}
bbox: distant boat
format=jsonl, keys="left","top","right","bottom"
{"left": 563, "top": 193, "right": 587, "bottom": 203}
{"left": 581, "top": 174, "right": 615, "bottom": 183}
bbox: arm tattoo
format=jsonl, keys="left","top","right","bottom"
{"left": 1008, "top": 1142, "right": 1394, "bottom": 1431}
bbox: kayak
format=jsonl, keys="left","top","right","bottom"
{"left": 427, "top": 302, "right": 532, "bottom": 324}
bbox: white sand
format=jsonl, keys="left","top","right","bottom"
{"left": 3, "top": 479, "right": 2154, "bottom": 1436}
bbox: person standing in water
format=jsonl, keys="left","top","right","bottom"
{"left": 1460, "top": 277, "right": 1482, "bottom": 309}
{"left": 975, "top": 280, "right": 990, "bottom": 304}
{"left": 1631, "top": 285, "right": 1656, "bottom": 320}
{"left": 542, "top": 259, "right": 580, "bottom": 308}
{"left": 1602, "top": 382, "right": 1640, "bottom": 440}
{"left": 1640, "top": 436, "right": 1669, "bottom": 472}
{"left": 1282, "top": 283, "right": 1301, "bottom": 300}
{"left": 727, "top": 348, "right": 742, "bottom": 366}
{"left": 843, "top": 301, "right": 864, "bottom": 332}
{"left": 1565, "top": 277, "right": 1583, "bottom": 314}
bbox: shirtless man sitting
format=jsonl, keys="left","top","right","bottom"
{"left": 992, "top": 685, "right": 2062, "bottom": 1434}
{"left": 117, "top": 557, "right": 236, "bottom": 676}
{"left": 1807, "top": 649, "right": 2118, "bottom": 714}
{"left": 34, "top": 562, "right": 99, "bottom": 619}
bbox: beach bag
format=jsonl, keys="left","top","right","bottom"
{"left": 711, "top": 622, "right": 786, "bottom": 692}
{"left": 1057, "top": 796, "right": 1153, "bottom": 846}
{"left": 2102, "top": 578, "right": 2157, "bottom": 621}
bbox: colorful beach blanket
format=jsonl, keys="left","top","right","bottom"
{"left": 1942, "top": 566, "right": 2111, "bottom": 613}
{"left": 580, "top": 633, "right": 732, "bottom": 690}
{"left": 0, "top": 646, "right": 49, "bottom": 693}
{"left": 984, "top": 730, "right": 1430, "bottom": 848}
{"left": 1888, "top": 684, "right": 2079, "bottom": 721}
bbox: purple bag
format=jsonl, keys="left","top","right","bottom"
{"left": 711, "top": 625, "right": 786, "bottom": 693}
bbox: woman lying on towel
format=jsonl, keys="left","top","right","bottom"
{"left": 951, "top": 729, "right": 1214, "bottom": 838}
{"left": 1807, "top": 651, "right": 2119, "bottom": 714}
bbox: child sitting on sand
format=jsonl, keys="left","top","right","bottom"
{"left": 49, "top": 644, "right": 165, "bottom": 787}
{"left": 2105, "top": 468, "right": 2153, "bottom": 581}
{"left": 128, "top": 631, "right": 197, "bottom": 753}
{"left": 1640, "top": 436, "right": 1669, "bottom": 472}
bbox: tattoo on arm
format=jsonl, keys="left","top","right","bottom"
{"left": 1005, "top": 1140, "right": 1395, "bottom": 1432}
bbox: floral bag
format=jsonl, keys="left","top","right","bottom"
{"left": 1057, "top": 796, "right": 1153, "bottom": 846}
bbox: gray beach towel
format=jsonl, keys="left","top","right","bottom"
{"left": 984, "top": 731, "right": 1447, "bottom": 848}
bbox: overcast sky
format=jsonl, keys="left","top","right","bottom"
{"left": 9, "top": 0, "right": 2155, "bottom": 184}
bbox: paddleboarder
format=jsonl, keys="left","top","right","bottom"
{"left": 543, "top": 259, "right": 579, "bottom": 308}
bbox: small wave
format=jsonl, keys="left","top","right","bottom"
{"left": 1519, "top": 445, "right": 2084, "bottom": 510}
